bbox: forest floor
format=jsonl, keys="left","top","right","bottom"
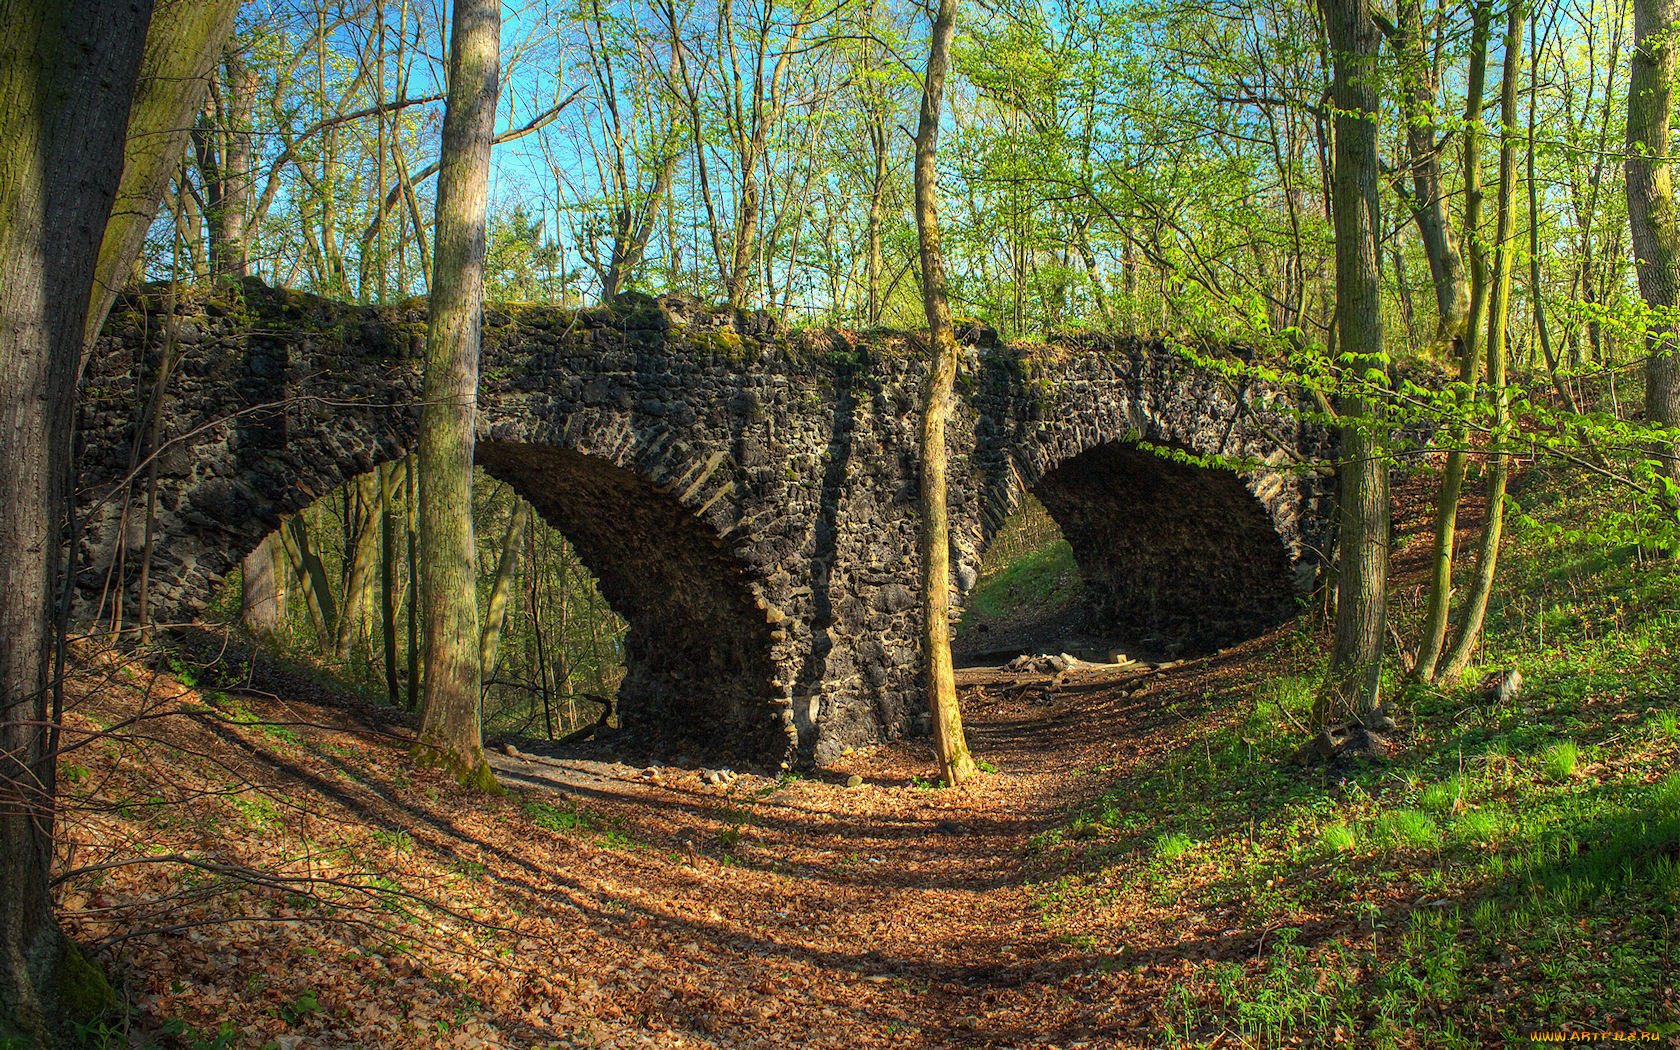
{"left": 57, "top": 629, "right": 1246, "bottom": 1049}
{"left": 52, "top": 468, "right": 1680, "bottom": 1050}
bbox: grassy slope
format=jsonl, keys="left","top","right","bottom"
{"left": 959, "top": 494, "right": 1081, "bottom": 632}
{"left": 1021, "top": 465, "right": 1680, "bottom": 1046}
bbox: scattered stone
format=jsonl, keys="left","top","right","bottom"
{"left": 1291, "top": 722, "right": 1390, "bottom": 766}
{"left": 845, "top": 774, "right": 864, "bottom": 788}
{"left": 1005, "top": 652, "right": 1081, "bottom": 674}
{"left": 1477, "top": 668, "right": 1523, "bottom": 705}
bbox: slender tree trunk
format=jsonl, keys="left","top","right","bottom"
{"left": 415, "top": 0, "right": 499, "bottom": 789}
{"left": 1628, "top": 0, "right": 1680, "bottom": 500}
{"left": 913, "top": 0, "right": 977, "bottom": 787}
{"left": 380, "top": 461, "right": 401, "bottom": 705}
{"left": 1414, "top": 0, "right": 1493, "bottom": 684}
{"left": 867, "top": 114, "right": 888, "bottom": 325}
{"left": 334, "top": 474, "right": 381, "bottom": 663}
{"left": 1380, "top": 0, "right": 1470, "bottom": 347}
{"left": 279, "top": 514, "right": 337, "bottom": 649}
{"left": 1528, "top": 14, "right": 1574, "bottom": 414}
{"left": 208, "top": 47, "right": 254, "bottom": 279}
{"left": 1440, "top": 0, "right": 1525, "bottom": 681}
{"left": 1318, "top": 0, "right": 1391, "bottom": 725}
{"left": 405, "top": 453, "right": 421, "bottom": 711}
{"left": 0, "top": 3, "right": 153, "bottom": 1040}
{"left": 480, "top": 501, "right": 530, "bottom": 682}
{"left": 241, "top": 534, "right": 287, "bottom": 635}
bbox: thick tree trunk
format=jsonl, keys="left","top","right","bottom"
{"left": 415, "top": 0, "right": 499, "bottom": 790}
{"left": 0, "top": 3, "right": 153, "bottom": 1041}
{"left": 1628, "top": 0, "right": 1680, "bottom": 499}
{"left": 240, "top": 533, "right": 287, "bottom": 635}
{"left": 81, "top": 0, "right": 241, "bottom": 356}
{"left": 913, "top": 0, "right": 978, "bottom": 787}
{"left": 1318, "top": 0, "right": 1391, "bottom": 725}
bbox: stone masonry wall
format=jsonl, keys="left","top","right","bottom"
{"left": 77, "top": 279, "right": 1333, "bottom": 767}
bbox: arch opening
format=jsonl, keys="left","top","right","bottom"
{"left": 1004, "top": 441, "right": 1300, "bottom": 658}
{"left": 474, "top": 442, "right": 781, "bottom": 763}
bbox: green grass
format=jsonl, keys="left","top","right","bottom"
{"left": 965, "top": 537, "right": 1080, "bottom": 622}
{"left": 1541, "top": 739, "right": 1580, "bottom": 781}
{"left": 1154, "top": 830, "right": 1197, "bottom": 861}
{"left": 960, "top": 496, "right": 1081, "bottom": 630}
{"left": 1016, "top": 465, "right": 1680, "bottom": 1046}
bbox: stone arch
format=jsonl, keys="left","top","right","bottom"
{"left": 1017, "top": 440, "right": 1298, "bottom": 652}
{"left": 966, "top": 339, "right": 1321, "bottom": 654}
{"left": 472, "top": 419, "right": 781, "bottom": 762}
{"left": 77, "top": 387, "right": 784, "bottom": 762}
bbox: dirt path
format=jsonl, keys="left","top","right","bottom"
{"left": 59, "top": 636, "right": 1274, "bottom": 1049}
{"left": 464, "top": 656, "right": 1198, "bottom": 1049}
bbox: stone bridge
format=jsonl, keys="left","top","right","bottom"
{"left": 77, "top": 280, "right": 1334, "bottom": 766}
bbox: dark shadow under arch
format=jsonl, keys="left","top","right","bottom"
{"left": 1024, "top": 441, "right": 1298, "bottom": 654}
{"left": 473, "top": 442, "right": 782, "bottom": 763}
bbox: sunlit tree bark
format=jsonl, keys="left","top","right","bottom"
{"left": 1, "top": 2, "right": 154, "bottom": 1040}
{"left": 1627, "top": 0, "right": 1680, "bottom": 500}
{"left": 913, "top": 0, "right": 977, "bottom": 786}
{"left": 414, "top": 0, "right": 500, "bottom": 790}
{"left": 1317, "top": 0, "right": 1389, "bottom": 725}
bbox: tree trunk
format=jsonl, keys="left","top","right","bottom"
{"left": 240, "top": 533, "right": 287, "bottom": 635}
{"left": 0, "top": 3, "right": 154, "bottom": 1040}
{"left": 193, "top": 43, "right": 255, "bottom": 280}
{"left": 405, "top": 454, "right": 421, "bottom": 711}
{"left": 1413, "top": 0, "right": 1493, "bottom": 684}
{"left": 380, "top": 461, "right": 402, "bottom": 706}
{"left": 1628, "top": 0, "right": 1680, "bottom": 500}
{"left": 415, "top": 0, "right": 499, "bottom": 790}
{"left": 80, "top": 0, "right": 241, "bottom": 358}
{"left": 1381, "top": 0, "right": 1470, "bottom": 347}
{"left": 1318, "top": 0, "right": 1391, "bottom": 725}
{"left": 913, "top": 0, "right": 978, "bottom": 787}
{"left": 1440, "top": 0, "right": 1525, "bottom": 682}
{"left": 867, "top": 112, "right": 889, "bottom": 325}
{"left": 333, "top": 474, "right": 381, "bottom": 663}
{"left": 480, "top": 500, "right": 530, "bottom": 683}
{"left": 279, "top": 513, "right": 337, "bottom": 651}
